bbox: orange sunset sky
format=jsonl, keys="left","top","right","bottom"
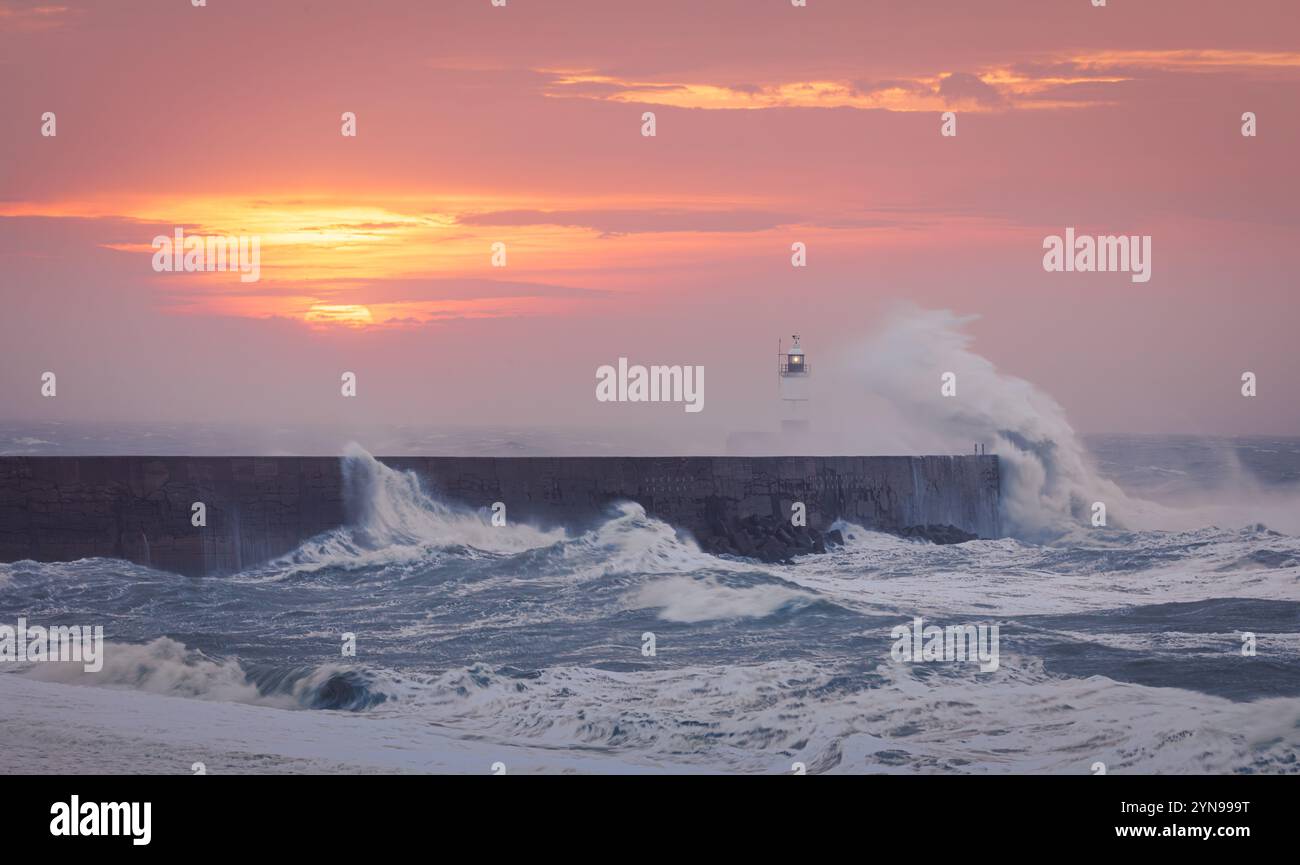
{"left": 1, "top": 0, "right": 1297, "bottom": 443}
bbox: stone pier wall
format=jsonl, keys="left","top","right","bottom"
{"left": 0, "top": 455, "right": 1001, "bottom": 576}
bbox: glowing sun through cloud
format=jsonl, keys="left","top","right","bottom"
{"left": 304, "top": 304, "right": 375, "bottom": 327}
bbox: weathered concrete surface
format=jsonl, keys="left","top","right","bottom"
{"left": 0, "top": 455, "right": 1000, "bottom": 576}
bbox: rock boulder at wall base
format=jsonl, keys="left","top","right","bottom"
{"left": 897, "top": 524, "right": 979, "bottom": 545}
{"left": 697, "top": 519, "right": 976, "bottom": 564}
{"left": 697, "top": 514, "right": 827, "bottom": 564}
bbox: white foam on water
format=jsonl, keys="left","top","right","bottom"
{"left": 19, "top": 638, "right": 283, "bottom": 706}
{"left": 784, "top": 521, "right": 1300, "bottom": 617}
{"left": 4, "top": 654, "right": 1296, "bottom": 775}
{"left": 17, "top": 637, "right": 401, "bottom": 712}
{"left": 626, "top": 574, "right": 816, "bottom": 623}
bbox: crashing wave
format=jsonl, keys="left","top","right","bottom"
{"left": 18, "top": 637, "right": 395, "bottom": 711}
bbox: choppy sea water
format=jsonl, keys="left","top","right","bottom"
{"left": 1, "top": 435, "right": 1298, "bottom": 774}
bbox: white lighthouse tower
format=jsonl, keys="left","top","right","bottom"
{"left": 778, "top": 334, "right": 810, "bottom": 437}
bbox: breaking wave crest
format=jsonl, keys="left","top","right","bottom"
{"left": 19, "top": 637, "right": 395, "bottom": 711}
{"left": 627, "top": 575, "right": 817, "bottom": 623}
{"left": 847, "top": 306, "right": 1300, "bottom": 540}
{"left": 272, "top": 444, "right": 564, "bottom": 573}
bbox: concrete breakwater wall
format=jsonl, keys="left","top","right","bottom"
{"left": 0, "top": 455, "right": 1001, "bottom": 576}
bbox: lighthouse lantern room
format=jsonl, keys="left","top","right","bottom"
{"left": 779, "top": 334, "right": 809, "bottom": 376}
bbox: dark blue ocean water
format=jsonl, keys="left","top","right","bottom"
{"left": 1, "top": 431, "right": 1297, "bottom": 774}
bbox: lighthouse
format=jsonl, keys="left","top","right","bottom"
{"left": 778, "top": 334, "right": 810, "bottom": 436}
